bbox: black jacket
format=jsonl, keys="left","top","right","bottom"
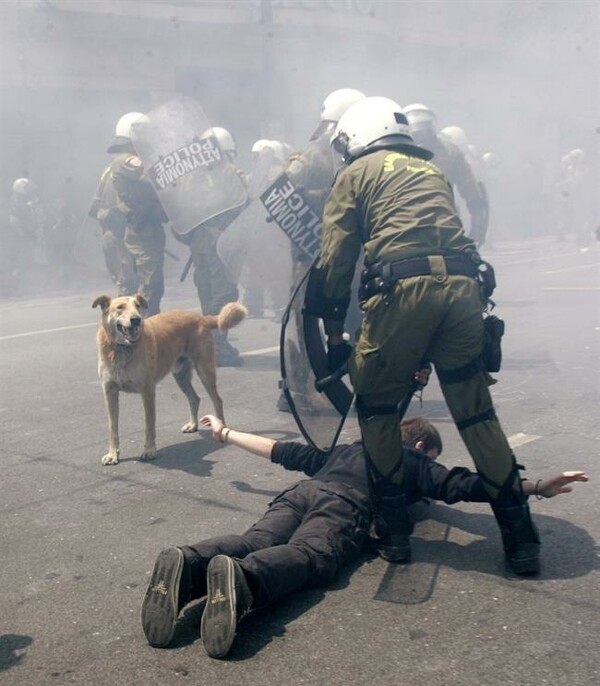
{"left": 271, "top": 440, "right": 488, "bottom": 506}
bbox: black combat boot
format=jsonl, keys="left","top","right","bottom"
{"left": 213, "top": 332, "right": 243, "bottom": 367}
{"left": 141, "top": 547, "right": 192, "bottom": 648}
{"left": 201, "top": 555, "right": 253, "bottom": 659}
{"left": 491, "top": 494, "right": 541, "bottom": 575}
{"left": 371, "top": 486, "right": 414, "bottom": 563}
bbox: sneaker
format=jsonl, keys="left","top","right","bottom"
{"left": 141, "top": 547, "right": 189, "bottom": 648}
{"left": 201, "top": 555, "right": 253, "bottom": 659}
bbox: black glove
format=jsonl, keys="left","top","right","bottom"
{"left": 327, "top": 341, "right": 353, "bottom": 374}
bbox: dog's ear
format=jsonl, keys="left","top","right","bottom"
{"left": 134, "top": 293, "right": 149, "bottom": 311}
{"left": 92, "top": 295, "right": 111, "bottom": 312}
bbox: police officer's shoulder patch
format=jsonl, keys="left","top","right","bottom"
{"left": 124, "top": 155, "right": 143, "bottom": 170}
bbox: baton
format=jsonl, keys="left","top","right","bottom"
{"left": 315, "top": 362, "right": 349, "bottom": 392}
{"left": 180, "top": 254, "right": 193, "bottom": 282}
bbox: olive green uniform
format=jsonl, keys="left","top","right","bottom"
{"left": 90, "top": 165, "right": 137, "bottom": 295}
{"left": 109, "top": 153, "right": 166, "bottom": 315}
{"left": 316, "top": 148, "right": 517, "bottom": 501}
{"left": 416, "top": 134, "right": 488, "bottom": 247}
{"left": 185, "top": 167, "right": 248, "bottom": 317}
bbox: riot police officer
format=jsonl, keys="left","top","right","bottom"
{"left": 90, "top": 120, "right": 138, "bottom": 296}
{"left": 404, "top": 104, "right": 489, "bottom": 248}
{"left": 103, "top": 112, "right": 167, "bottom": 315}
{"left": 179, "top": 126, "right": 247, "bottom": 366}
{"left": 305, "top": 96, "right": 540, "bottom": 575}
{"left": 8, "top": 177, "right": 43, "bottom": 283}
{"left": 277, "top": 88, "right": 366, "bottom": 412}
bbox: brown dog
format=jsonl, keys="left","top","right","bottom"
{"left": 92, "top": 293, "right": 247, "bottom": 465}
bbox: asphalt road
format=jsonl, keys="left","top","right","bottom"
{"left": 1, "top": 236, "right": 598, "bottom": 686}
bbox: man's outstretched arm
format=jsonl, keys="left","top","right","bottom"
{"left": 200, "top": 414, "right": 275, "bottom": 460}
{"left": 420, "top": 457, "right": 589, "bottom": 504}
{"left": 522, "top": 471, "right": 589, "bottom": 499}
{"left": 200, "top": 414, "right": 329, "bottom": 475}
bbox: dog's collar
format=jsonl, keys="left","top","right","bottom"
{"left": 105, "top": 337, "right": 132, "bottom": 362}
{"left": 106, "top": 338, "right": 118, "bottom": 362}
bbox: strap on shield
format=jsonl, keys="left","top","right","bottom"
{"left": 279, "top": 260, "right": 354, "bottom": 453}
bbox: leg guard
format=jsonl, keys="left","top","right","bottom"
{"left": 370, "top": 476, "right": 414, "bottom": 563}
{"left": 490, "top": 471, "right": 541, "bottom": 575}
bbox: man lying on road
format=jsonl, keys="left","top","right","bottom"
{"left": 141, "top": 413, "right": 588, "bottom": 659}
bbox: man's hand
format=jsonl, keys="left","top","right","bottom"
{"left": 200, "top": 414, "right": 225, "bottom": 442}
{"left": 327, "top": 341, "right": 353, "bottom": 374}
{"left": 532, "top": 471, "right": 589, "bottom": 498}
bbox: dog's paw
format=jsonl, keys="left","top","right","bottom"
{"left": 139, "top": 449, "right": 157, "bottom": 462}
{"left": 102, "top": 452, "right": 120, "bottom": 466}
{"left": 181, "top": 421, "right": 198, "bottom": 433}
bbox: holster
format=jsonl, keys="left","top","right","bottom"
{"left": 482, "top": 314, "right": 505, "bottom": 373}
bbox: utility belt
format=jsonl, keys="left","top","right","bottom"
{"left": 359, "top": 253, "right": 484, "bottom": 302}
{"left": 359, "top": 254, "right": 503, "bottom": 373}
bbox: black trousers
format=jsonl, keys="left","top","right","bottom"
{"left": 182, "top": 480, "right": 370, "bottom": 608}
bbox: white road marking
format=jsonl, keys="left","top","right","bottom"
{"left": 0, "top": 323, "right": 281, "bottom": 358}
{"left": 541, "top": 262, "right": 600, "bottom": 275}
{"left": 542, "top": 287, "right": 600, "bottom": 292}
{"left": 0, "top": 322, "right": 97, "bottom": 341}
{"left": 507, "top": 433, "right": 541, "bottom": 449}
{"left": 242, "top": 345, "right": 279, "bottom": 356}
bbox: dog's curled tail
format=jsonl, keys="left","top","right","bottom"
{"left": 210, "top": 302, "right": 248, "bottom": 332}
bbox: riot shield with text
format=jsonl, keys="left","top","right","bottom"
{"left": 130, "top": 97, "right": 247, "bottom": 237}
{"left": 280, "top": 264, "right": 354, "bottom": 453}
{"left": 217, "top": 169, "right": 324, "bottom": 315}
{"left": 259, "top": 173, "right": 322, "bottom": 262}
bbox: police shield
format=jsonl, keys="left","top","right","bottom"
{"left": 130, "top": 97, "right": 247, "bottom": 237}
{"left": 280, "top": 263, "right": 354, "bottom": 453}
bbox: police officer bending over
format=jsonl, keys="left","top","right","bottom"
{"left": 304, "top": 96, "right": 541, "bottom": 575}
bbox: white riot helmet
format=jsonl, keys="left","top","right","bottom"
{"left": 12, "top": 177, "right": 31, "bottom": 195}
{"left": 211, "top": 126, "right": 237, "bottom": 158}
{"left": 310, "top": 88, "right": 366, "bottom": 140}
{"left": 482, "top": 151, "right": 498, "bottom": 168}
{"left": 252, "top": 139, "right": 286, "bottom": 163}
{"left": 403, "top": 103, "right": 437, "bottom": 135}
{"left": 440, "top": 125, "right": 469, "bottom": 153}
{"left": 331, "top": 96, "right": 433, "bottom": 163}
{"left": 251, "top": 139, "right": 271, "bottom": 155}
{"left": 108, "top": 111, "right": 144, "bottom": 153}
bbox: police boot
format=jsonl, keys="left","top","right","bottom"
{"left": 201, "top": 555, "right": 253, "bottom": 659}
{"left": 491, "top": 493, "right": 541, "bottom": 575}
{"left": 371, "top": 486, "right": 414, "bottom": 563}
{"left": 213, "top": 331, "right": 243, "bottom": 367}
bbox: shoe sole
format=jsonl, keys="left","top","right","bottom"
{"left": 201, "top": 556, "right": 236, "bottom": 658}
{"left": 141, "top": 548, "right": 184, "bottom": 648}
